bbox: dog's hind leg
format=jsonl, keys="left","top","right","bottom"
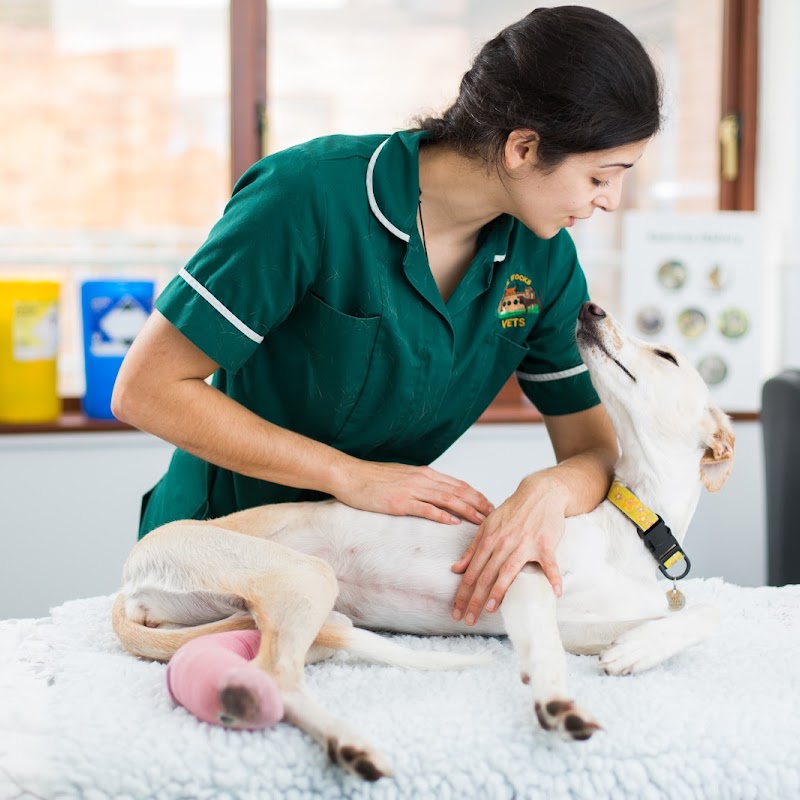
{"left": 208, "top": 543, "right": 393, "bottom": 781}
{"left": 502, "top": 565, "right": 602, "bottom": 741}
{"left": 243, "top": 572, "right": 392, "bottom": 781}
{"left": 118, "top": 524, "right": 393, "bottom": 779}
{"left": 599, "top": 604, "right": 720, "bottom": 675}
{"left": 281, "top": 688, "right": 392, "bottom": 782}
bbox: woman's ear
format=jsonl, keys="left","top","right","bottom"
{"left": 504, "top": 130, "right": 540, "bottom": 173}
{"left": 699, "top": 406, "right": 736, "bottom": 492}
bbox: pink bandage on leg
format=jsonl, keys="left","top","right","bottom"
{"left": 166, "top": 629, "right": 284, "bottom": 729}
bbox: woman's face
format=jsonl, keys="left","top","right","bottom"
{"left": 503, "top": 138, "right": 649, "bottom": 240}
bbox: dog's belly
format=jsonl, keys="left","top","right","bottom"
{"left": 266, "top": 501, "right": 666, "bottom": 637}
{"left": 269, "top": 508, "right": 506, "bottom": 636}
{"left": 331, "top": 576, "right": 507, "bottom": 637}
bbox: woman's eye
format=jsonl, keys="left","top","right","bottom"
{"left": 654, "top": 349, "right": 678, "bottom": 366}
{"left": 592, "top": 178, "right": 611, "bottom": 188}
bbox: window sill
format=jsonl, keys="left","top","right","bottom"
{"left": 0, "top": 385, "right": 543, "bottom": 434}
{"left": 0, "top": 398, "right": 134, "bottom": 434}
{"left": 0, "top": 400, "right": 544, "bottom": 435}
{"left": 0, "top": 386, "right": 758, "bottom": 435}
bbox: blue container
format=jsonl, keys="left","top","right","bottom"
{"left": 81, "top": 280, "right": 155, "bottom": 419}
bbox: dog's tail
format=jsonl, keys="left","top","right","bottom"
{"left": 113, "top": 594, "right": 490, "bottom": 670}
{"left": 112, "top": 593, "right": 256, "bottom": 662}
{"left": 315, "top": 623, "right": 492, "bottom": 671}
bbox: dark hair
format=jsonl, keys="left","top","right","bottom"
{"left": 416, "top": 6, "right": 663, "bottom": 170}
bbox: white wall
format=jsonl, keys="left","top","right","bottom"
{"left": 0, "top": 420, "right": 765, "bottom": 620}
{"left": 1, "top": 433, "right": 173, "bottom": 620}
{"left": 757, "top": 0, "right": 800, "bottom": 367}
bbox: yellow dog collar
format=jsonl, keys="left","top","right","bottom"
{"left": 607, "top": 480, "right": 691, "bottom": 579}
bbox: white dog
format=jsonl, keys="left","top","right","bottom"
{"left": 113, "top": 302, "right": 735, "bottom": 780}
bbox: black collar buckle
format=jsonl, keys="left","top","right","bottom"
{"left": 637, "top": 516, "right": 691, "bottom": 580}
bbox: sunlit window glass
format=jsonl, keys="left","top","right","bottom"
{"left": 0, "top": 0, "right": 230, "bottom": 395}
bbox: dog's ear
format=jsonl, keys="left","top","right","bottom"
{"left": 699, "top": 406, "right": 736, "bottom": 492}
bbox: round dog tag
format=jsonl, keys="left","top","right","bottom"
{"left": 666, "top": 588, "right": 686, "bottom": 611}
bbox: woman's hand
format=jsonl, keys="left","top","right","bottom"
{"left": 449, "top": 406, "right": 618, "bottom": 625}
{"left": 450, "top": 473, "right": 570, "bottom": 626}
{"left": 331, "top": 460, "right": 494, "bottom": 526}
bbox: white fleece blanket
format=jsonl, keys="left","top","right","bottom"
{"left": 1, "top": 578, "right": 799, "bottom": 800}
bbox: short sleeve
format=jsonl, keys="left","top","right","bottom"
{"left": 516, "top": 231, "right": 600, "bottom": 416}
{"left": 154, "top": 148, "right": 327, "bottom": 373}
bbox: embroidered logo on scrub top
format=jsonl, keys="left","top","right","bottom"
{"left": 497, "top": 274, "right": 540, "bottom": 328}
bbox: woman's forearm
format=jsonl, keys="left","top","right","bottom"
{"left": 521, "top": 445, "right": 617, "bottom": 517}
{"left": 112, "top": 311, "right": 357, "bottom": 496}
{"left": 115, "top": 372, "right": 353, "bottom": 496}
{"left": 528, "top": 405, "right": 619, "bottom": 517}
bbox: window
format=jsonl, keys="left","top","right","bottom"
{"left": 0, "top": 0, "right": 230, "bottom": 396}
{"left": 1, "top": 0, "right": 756, "bottom": 412}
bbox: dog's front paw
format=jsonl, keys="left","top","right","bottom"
{"left": 601, "top": 605, "right": 718, "bottom": 675}
{"left": 326, "top": 735, "right": 393, "bottom": 782}
{"left": 599, "top": 624, "right": 676, "bottom": 675}
{"left": 534, "top": 697, "right": 602, "bottom": 741}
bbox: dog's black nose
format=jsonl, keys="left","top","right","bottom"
{"left": 579, "top": 302, "right": 606, "bottom": 322}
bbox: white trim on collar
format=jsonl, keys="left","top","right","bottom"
{"left": 516, "top": 364, "right": 588, "bottom": 382}
{"left": 366, "top": 136, "right": 509, "bottom": 264}
{"left": 366, "top": 138, "right": 410, "bottom": 243}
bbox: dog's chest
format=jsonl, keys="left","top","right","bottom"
{"left": 557, "top": 507, "right": 656, "bottom": 575}
{"left": 555, "top": 508, "right": 666, "bottom": 620}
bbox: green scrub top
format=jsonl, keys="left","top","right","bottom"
{"left": 139, "top": 130, "right": 599, "bottom": 537}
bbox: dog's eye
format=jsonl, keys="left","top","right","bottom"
{"left": 654, "top": 349, "right": 678, "bottom": 366}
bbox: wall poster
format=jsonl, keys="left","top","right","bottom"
{"left": 621, "top": 212, "right": 770, "bottom": 412}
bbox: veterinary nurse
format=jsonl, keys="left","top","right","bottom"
{"left": 114, "top": 6, "right": 661, "bottom": 628}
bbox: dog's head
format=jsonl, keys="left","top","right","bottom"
{"left": 576, "top": 302, "right": 735, "bottom": 492}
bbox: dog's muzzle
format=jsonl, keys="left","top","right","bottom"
{"left": 576, "top": 304, "right": 637, "bottom": 384}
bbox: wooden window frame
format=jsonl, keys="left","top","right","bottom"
{"left": 230, "top": 0, "right": 267, "bottom": 187}
{"left": 719, "top": 0, "right": 759, "bottom": 211}
{"left": 3, "top": 0, "right": 758, "bottom": 434}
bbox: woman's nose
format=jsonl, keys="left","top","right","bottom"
{"left": 594, "top": 182, "right": 623, "bottom": 212}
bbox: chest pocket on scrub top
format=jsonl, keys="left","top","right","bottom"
{"left": 267, "top": 290, "right": 381, "bottom": 443}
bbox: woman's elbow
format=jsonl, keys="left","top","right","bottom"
{"left": 111, "top": 360, "right": 143, "bottom": 425}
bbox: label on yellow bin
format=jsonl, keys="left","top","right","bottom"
{"left": 13, "top": 300, "right": 59, "bottom": 362}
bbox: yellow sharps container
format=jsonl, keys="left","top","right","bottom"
{"left": 0, "top": 280, "right": 61, "bottom": 423}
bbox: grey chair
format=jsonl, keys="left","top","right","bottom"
{"left": 761, "top": 369, "right": 800, "bottom": 586}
